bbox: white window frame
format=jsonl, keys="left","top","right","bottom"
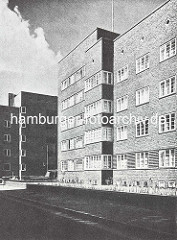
{"left": 159, "top": 76, "right": 176, "bottom": 98}
{"left": 4, "top": 149, "right": 11, "bottom": 157}
{"left": 136, "top": 152, "right": 149, "bottom": 169}
{"left": 116, "top": 65, "right": 128, "bottom": 83}
{"left": 159, "top": 113, "right": 176, "bottom": 133}
{"left": 4, "top": 120, "right": 11, "bottom": 128}
{"left": 61, "top": 161, "right": 68, "bottom": 172}
{"left": 136, "top": 86, "right": 149, "bottom": 106}
{"left": 75, "top": 136, "right": 83, "bottom": 149}
{"left": 117, "top": 95, "right": 128, "bottom": 112}
{"left": 20, "top": 135, "right": 26, "bottom": 142}
{"left": 116, "top": 154, "right": 128, "bottom": 169}
{"left": 21, "top": 149, "right": 26, "bottom": 157}
{"left": 4, "top": 134, "right": 11, "bottom": 142}
{"left": 160, "top": 38, "right": 176, "bottom": 62}
{"left": 136, "top": 53, "right": 149, "bottom": 74}
{"left": 20, "top": 106, "right": 26, "bottom": 114}
{"left": 117, "top": 126, "right": 128, "bottom": 141}
{"left": 136, "top": 119, "right": 149, "bottom": 137}
{"left": 102, "top": 71, "right": 113, "bottom": 85}
{"left": 102, "top": 155, "right": 112, "bottom": 169}
{"left": 20, "top": 163, "right": 27, "bottom": 171}
{"left": 84, "top": 155, "right": 102, "bottom": 170}
{"left": 68, "top": 139, "right": 75, "bottom": 150}
{"left": 68, "top": 160, "right": 75, "bottom": 171}
{"left": 159, "top": 149, "right": 175, "bottom": 168}
{"left": 61, "top": 140, "right": 68, "bottom": 151}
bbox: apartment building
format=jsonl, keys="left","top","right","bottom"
{"left": 0, "top": 105, "right": 19, "bottom": 179}
{"left": 58, "top": 28, "right": 119, "bottom": 185}
{"left": 0, "top": 91, "right": 58, "bottom": 180}
{"left": 58, "top": 0, "right": 176, "bottom": 192}
{"left": 113, "top": 0, "right": 177, "bottom": 192}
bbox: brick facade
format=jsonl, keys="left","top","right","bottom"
{"left": 58, "top": 0, "right": 177, "bottom": 193}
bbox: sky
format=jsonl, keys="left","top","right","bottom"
{"left": 0, "top": 0, "right": 167, "bottom": 105}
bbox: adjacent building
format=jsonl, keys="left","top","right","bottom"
{"left": 0, "top": 91, "right": 58, "bottom": 180}
{"left": 58, "top": 0, "right": 177, "bottom": 193}
{"left": 0, "top": 105, "right": 19, "bottom": 179}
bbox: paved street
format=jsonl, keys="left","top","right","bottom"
{"left": 0, "top": 189, "right": 176, "bottom": 240}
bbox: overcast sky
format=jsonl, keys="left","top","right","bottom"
{"left": 0, "top": 0, "right": 167, "bottom": 105}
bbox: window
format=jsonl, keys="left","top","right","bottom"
{"left": 117, "top": 95, "right": 128, "bottom": 112}
{"left": 61, "top": 161, "right": 68, "bottom": 171}
{"left": 61, "top": 66, "right": 85, "bottom": 91}
{"left": 116, "top": 155, "right": 127, "bottom": 169}
{"left": 136, "top": 152, "right": 149, "bottom": 169}
{"left": 85, "top": 101, "right": 101, "bottom": 118}
{"left": 84, "top": 155, "right": 102, "bottom": 170}
{"left": 68, "top": 160, "right": 75, "bottom": 171}
{"left": 103, "top": 100, "right": 112, "bottom": 113}
{"left": 68, "top": 139, "right": 75, "bottom": 150}
{"left": 159, "top": 113, "right": 175, "bottom": 133}
{"left": 136, "top": 53, "right": 149, "bottom": 74}
{"left": 4, "top": 120, "right": 11, "bottom": 128}
{"left": 61, "top": 79, "right": 68, "bottom": 91}
{"left": 75, "top": 91, "right": 84, "bottom": 104}
{"left": 21, "top": 122, "right": 26, "bottom": 128}
{"left": 159, "top": 149, "right": 175, "bottom": 168}
{"left": 20, "top": 163, "right": 26, "bottom": 171}
{"left": 3, "top": 163, "right": 11, "bottom": 171}
{"left": 136, "top": 119, "right": 149, "bottom": 137}
{"left": 21, "top": 149, "right": 26, "bottom": 157}
{"left": 103, "top": 155, "right": 112, "bottom": 169}
{"left": 84, "top": 71, "right": 112, "bottom": 92}
{"left": 136, "top": 87, "right": 149, "bottom": 105}
{"left": 75, "top": 113, "right": 84, "bottom": 127}
{"left": 159, "top": 76, "right": 176, "bottom": 98}
{"left": 4, "top": 149, "right": 11, "bottom": 157}
{"left": 4, "top": 134, "right": 11, "bottom": 142}
{"left": 102, "top": 128, "right": 113, "bottom": 141}
{"left": 117, "top": 126, "right": 127, "bottom": 140}
{"left": 61, "top": 119, "right": 67, "bottom": 131}
{"left": 21, "top": 135, "right": 26, "bottom": 142}
{"left": 75, "top": 159, "right": 83, "bottom": 171}
{"left": 62, "top": 99, "right": 68, "bottom": 110}
{"left": 160, "top": 38, "right": 176, "bottom": 62}
{"left": 75, "top": 136, "right": 83, "bottom": 149}
{"left": 61, "top": 140, "right": 67, "bottom": 151}
{"left": 103, "top": 71, "right": 113, "bottom": 84}
{"left": 68, "top": 117, "right": 75, "bottom": 129}
{"left": 20, "top": 106, "right": 26, "bottom": 114}
{"left": 116, "top": 65, "right": 128, "bottom": 83}
{"left": 68, "top": 95, "right": 75, "bottom": 107}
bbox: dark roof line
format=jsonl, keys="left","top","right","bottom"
{"left": 114, "top": 0, "right": 171, "bottom": 42}
{"left": 58, "top": 28, "right": 118, "bottom": 64}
